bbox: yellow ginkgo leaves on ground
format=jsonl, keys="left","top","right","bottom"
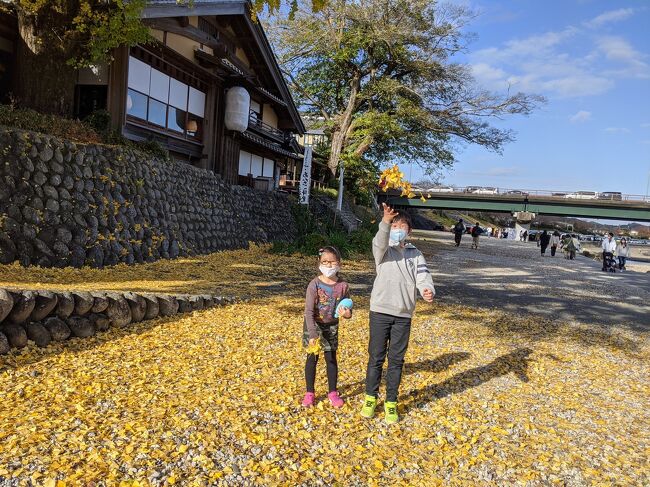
{"left": 0, "top": 244, "right": 648, "bottom": 485}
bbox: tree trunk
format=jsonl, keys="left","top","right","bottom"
{"left": 13, "top": 11, "right": 77, "bottom": 116}
{"left": 328, "top": 129, "right": 346, "bottom": 175}
{"left": 326, "top": 74, "right": 361, "bottom": 175}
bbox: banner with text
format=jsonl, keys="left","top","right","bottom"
{"left": 299, "top": 146, "right": 313, "bottom": 205}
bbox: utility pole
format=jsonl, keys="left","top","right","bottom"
{"left": 336, "top": 161, "right": 344, "bottom": 212}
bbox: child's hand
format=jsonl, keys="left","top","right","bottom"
{"left": 309, "top": 338, "right": 317, "bottom": 347}
{"left": 382, "top": 203, "right": 399, "bottom": 224}
{"left": 422, "top": 288, "right": 434, "bottom": 302}
{"left": 335, "top": 298, "right": 353, "bottom": 318}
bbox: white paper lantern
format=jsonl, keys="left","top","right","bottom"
{"left": 224, "top": 87, "right": 250, "bottom": 132}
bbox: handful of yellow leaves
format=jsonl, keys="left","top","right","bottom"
{"left": 305, "top": 340, "right": 322, "bottom": 355}
{"left": 379, "top": 165, "right": 427, "bottom": 202}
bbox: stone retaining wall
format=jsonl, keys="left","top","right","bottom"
{"left": 0, "top": 288, "right": 235, "bottom": 354}
{"left": 0, "top": 127, "right": 296, "bottom": 268}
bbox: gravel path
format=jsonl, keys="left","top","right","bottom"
{"left": 413, "top": 231, "right": 650, "bottom": 330}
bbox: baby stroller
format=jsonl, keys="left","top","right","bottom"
{"left": 602, "top": 252, "right": 616, "bottom": 272}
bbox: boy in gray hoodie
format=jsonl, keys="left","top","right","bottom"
{"left": 361, "top": 203, "right": 435, "bottom": 423}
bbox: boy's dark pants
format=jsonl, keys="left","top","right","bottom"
{"left": 365, "top": 311, "right": 412, "bottom": 402}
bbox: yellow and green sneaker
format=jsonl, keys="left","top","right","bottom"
{"left": 360, "top": 395, "right": 377, "bottom": 418}
{"left": 384, "top": 401, "right": 399, "bottom": 424}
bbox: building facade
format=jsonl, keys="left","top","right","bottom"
{"left": 4, "top": 1, "right": 308, "bottom": 190}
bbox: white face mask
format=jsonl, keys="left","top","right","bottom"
{"left": 389, "top": 229, "right": 408, "bottom": 247}
{"left": 319, "top": 265, "right": 339, "bottom": 278}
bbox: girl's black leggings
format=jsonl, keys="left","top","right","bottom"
{"left": 305, "top": 351, "right": 338, "bottom": 393}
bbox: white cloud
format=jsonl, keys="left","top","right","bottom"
{"left": 469, "top": 19, "right": 649, "bottom": 98}
{"left": 470, "top": 47, "right": 613, "bottom": 97}
{"left": 585, "top": 8, "right": 635, "bottom": 28}
{"left": 470, "top": 62, "right": 507, "bottom": 81}
{"left": 641, "top": 123, "right": 650, "bottom": 128}
{"left": 596, "top": 36, "right": 650, "bottom": 78}
{"left": 604, "top": 127, "right": 630, "bottom": 133}
{"left": 570, "top": 110, "right": 592, "bottom": 123}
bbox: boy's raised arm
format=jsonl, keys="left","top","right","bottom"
{"left": 373, "top": 221, "right": 391, "bottom": 265}
{"left": 373, "top": 203, "right": 398, "bottom": 265}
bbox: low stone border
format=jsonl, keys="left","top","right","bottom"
{"left": 0, "top": 288, "right": 236, "bottom": 354}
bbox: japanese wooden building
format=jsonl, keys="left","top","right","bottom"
{"left": 3, "top": 1, "right": 308, "bottom": 190}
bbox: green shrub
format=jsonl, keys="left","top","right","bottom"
{"left": 84, "top": 109, "right": 113, "bottom": 135}
{"left": 0, "top": 104, "right": 102, "bottom": 143}
{"left": 271, "top": 200, "right": 377, "bottom": 258}
{"left": 313, "top": 187, "right": 338, "bottom": 199}
{"left": 137, "top": 139, "right": 170, "bottom": 161}
{"left": 0, "top": 104, "right": 171, "bottom": 160}
{"left": 348, "top": 227, "right": 374, "bottom": 250}
{"left": 283, "top": 228, "right": 373, "bottom": 258}
{"left": 291, "top": 203, "right": 316, "bottom": 235}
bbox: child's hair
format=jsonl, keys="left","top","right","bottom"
{"left": 392, "top": 212, "right": 412, "bottom": 230}
{"left": 318, "top": 246, "right": 341, "bottom": 262}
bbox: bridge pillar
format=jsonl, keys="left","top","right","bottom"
{"left": 513, "top": 211, "right": 535, "bottom": 241}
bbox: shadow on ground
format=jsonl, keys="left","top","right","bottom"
{"left": 402, "top": 348, "right": 533, "bottom": 412}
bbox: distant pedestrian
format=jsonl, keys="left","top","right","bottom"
{"left": 522, "top": 230, "right": 528, "bottom": 242}
{"left": 539, "top": 230, "right": 551, "bottom": 256}
{"left": 453, "top": 219, "right": 465, "bottom": 247}
{"left": 550, "top": 231, "right": 561, "bottom": 257}
{"left": 601, "top": 232, "right": 616, "bottom": 271}
{"left": 561, "top": 234, "right": 576, "bottom": 260}
{"left": 470, "top": 222, "right": 484, "bottom": 249}
{"left": 616, "top": 238, "right": 631, "bottom": 271}
{"left": 536, "top": 232, "right": 541, "bottom": 247}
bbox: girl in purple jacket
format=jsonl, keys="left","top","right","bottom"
{"left": 301, "top": 246, "right": 352, "bottom": 408}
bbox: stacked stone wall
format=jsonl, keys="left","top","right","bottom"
{"left": 0, "top": 127, "right": 296, "bottom": 268}
{"left": 0, "top": 288, "right": 235, "bottom": 354}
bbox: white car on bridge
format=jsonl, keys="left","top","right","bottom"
{"left": 472, "top": 187, "right": 499, "bottom": 195}
{"left": 564, "top": 191, "right": 598, "bottom": 200}
{"left": 426, "top": 186, "right": 455, "bottom": 193}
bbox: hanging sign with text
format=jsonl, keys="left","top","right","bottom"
{"left": 299, "top": 146, "right": 313, "bottom": 205}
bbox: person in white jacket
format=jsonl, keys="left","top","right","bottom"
{"left": 616, "top": 238, "right": 631, "bottom": 271}
{"left": 550, "top": 231, "right": 561, "bottom": 257}
{"left": 601, "top": 232, "right": 617, "bottom": 271}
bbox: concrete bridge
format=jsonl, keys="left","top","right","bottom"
{"left": 380, "top": 191, "right": 650, "bottom": 229}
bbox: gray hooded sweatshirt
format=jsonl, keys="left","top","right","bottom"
{"left": 369, "top": 221, "right": 436, "bottom": 318}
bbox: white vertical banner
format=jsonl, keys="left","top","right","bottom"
{"left": 299, "top": 146, "right": 313, "bottom": 205}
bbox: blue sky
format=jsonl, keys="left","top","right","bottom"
{"left": 410, "top": 0, "right": 650, "bottom": 197}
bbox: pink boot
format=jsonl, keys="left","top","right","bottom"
{"left": 328, "top": 391, "right": 344, "bottom": 408}
{"left": 301, "top": 392, "right": 315, "bottom": 407}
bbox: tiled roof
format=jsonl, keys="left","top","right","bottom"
{"left": 241, "top": 131, "right": 303, "bottom": 159}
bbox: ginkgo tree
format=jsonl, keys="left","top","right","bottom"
{"left": 267, "top": 0, "right": 544, "bottom": 204}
